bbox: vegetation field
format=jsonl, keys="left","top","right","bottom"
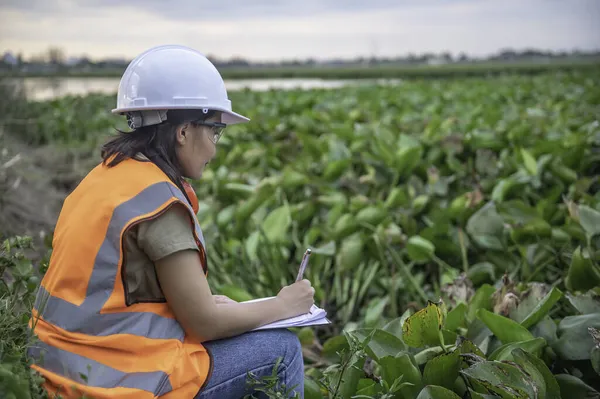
{"left": 1, "top": 69, "right": 600, "bottom": 398}
{"left": 2, "top": 58, "right": 600, "bottom": 80}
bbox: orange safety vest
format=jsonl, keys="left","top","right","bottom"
{"left": 28, "top": 157, "right": 211, "bottom": 399}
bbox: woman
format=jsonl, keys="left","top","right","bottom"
{"left": 28, "top": 44, "right": 315, "bottom": 399}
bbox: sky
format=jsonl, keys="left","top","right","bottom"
{"left": 1, "top": 0, "right": 599, "bottom": 62}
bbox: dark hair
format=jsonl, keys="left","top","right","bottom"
{"left": 101, "top": 109, "right": 216, "bottom": 198}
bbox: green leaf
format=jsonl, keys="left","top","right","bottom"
{"left": 566, "top": 246, "right": 600, "bottom": 292}
{"left": 355, "top": 378, "right": 380, "bottom": 396}
{"left": 520, "top": 148, "right": 538, "bottom": 175}
{"left": 461, "top": 360, "right": 537, "bottom": 398}
{"left": 338, "top": 354, "right": 365, "bottom": 399}
{"left": 445, "top": 303, "right": 467, "bottom": 332}
{"left": 579, "top": 204, "right": 600, "bottom": 238}
{"left": 468, "top": 389, "right": 498, "bottom": 399}
{"left": 466, "top": 202, "right": 505, "bottom": 251}
{"left": 488, "top": 337, "right": 546, "bottom": 361}
{"left": 310, "top": 241, "right": 336, "bottom": 256}
{"left": 423, "top": 350, "right": 461, "bottom": 390}
{"left": 477, "top": 309, "right": 535, "bottom": 344}
{"left": 321, "top": 335, "right": 349, "bottom": 363}
{"left": 467, "top": 262, "right": 496, "bottom": 285}
{"left": 467, "top": 284, "right": 496, "bottom": 323}
{"left": 297, "top": 327, "right": 315, "bottom": 346}
{"left": 520, "top": 287, "right": 563, "bottom": 329}
{"left": 511, "top": 349, "right": 561, "bottom": 399}
{"left": 260, "top": 204, "right": 291, "bottom": 243}
{"left": 351, "top": 329, "right": 406, "bottom": 362}
{"left": 379, "top": 353, "right": 423, "bottom": 398}
{"left": 566, "top": 292, "right": 600, "bottom": 314}
{"left": 554, "top": 313, "right": 600, "bottom": 360}
{"left": 456, "top": 337, "right": 485, "bottom": 358}
{"left": 304, "top": 377, "right": 324, "bottom": 399}
{"left": 416, "top": 385, "right": 461, "bottom": 399}
{"left": 336, "top": 233, "right": 364, "bottom": 272}
{"left": 555, "top": 374, "right": 600, "bottom": 399}
{"left": 382, "top": 313, "right": 408, "bottom": 338}
{"left": 364, "top": 297, "right": 389, "bottom": 327}
{"left": 403, "top": 301, "right": 447, "bottom": 348}
{"left": 406, "top": 236, "right": 436, "bottom": 263}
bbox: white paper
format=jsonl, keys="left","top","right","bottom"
{"left": 242, "top": 296, "right": 331, "bottom": 331}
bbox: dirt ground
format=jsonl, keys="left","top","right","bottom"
{"left": 0, "top": 127, "right": 101, "bottom": 258}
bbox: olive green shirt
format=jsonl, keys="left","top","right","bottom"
{"left": 122, "top": 154, "right": 199, "bottom": 304}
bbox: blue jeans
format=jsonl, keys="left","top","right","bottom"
{"left": 195, "top": 329, "right": 305, "bottom": 399}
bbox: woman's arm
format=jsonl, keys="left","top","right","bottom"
{"left": 155, "top": 249, "right": 314, "bottom": 342}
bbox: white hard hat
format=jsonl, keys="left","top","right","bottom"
{"left": 112, "top": 44, "right": 249, "bottom": 127}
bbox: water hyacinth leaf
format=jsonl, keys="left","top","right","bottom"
{"left": 466, "top": 202, "right": 505, "bottom": 251}
{"left": 565, "top": 246, "right": 600, "bottom": 292}
{"left": 488, "top": 337, "right": 546, "bottom": 361}
{"left": 355, "top": 378, "right": 380, "bottom": 396}
{"left": 350, "top": 329, "right": 406, "bottom": 361}
{"left": 395, "top": 134, "right": 423, "bottom": 177}
{"left": 383, "top": 315, "right": 406, "bottom": 338}
{"left": 468, "top": 390, "right": 498, "bottom": 399}
{"left": 520, "top": 148, "right": 538, "bottom": 175}
{"left": 554, "top": 313, "right": 600, "bottom": 360}
{"left": 364, "top": 296, "right": 389, "bottom": 327}
{"left": 379, "top": 353, "right": 423, "bottom": 398}
{"left": 304, "top": 378, "right": 324, "bottom": 399}
{"left": 330, "top": 212, "right": 359, "bottom": 240}
{"left": 460, "top": 360, "right": 537, "bottom": 398}
{"left": 578, "top": 204, "right": 600, "bottom": 238}
{"left": 338, "top": 355, "right": 365, "bottom": 399}
{"left": 444, "top": 303, "right": 467, "bottom": 332}
{"left": 457, "top": 337, "right": 485, "bottom": 358}
{"left": 467, "top": 284, "right": 495, "bottom": 323}
{"left": 467, "top": 262, "right": 496, "bottom": 286}
{"left": 416, "top": 385, "right": 461, "bottom": 399}
{"left": 477, "top": 309, "right": 534, "bottom": 344}
{"left": 260, "top": 204, "right": 291, "bottom": 243}
{"left": 520, "top": 287, "right": 563, "bottom": 329}
{"left": 281, "top": 167, "right": 309, "bottom": 188}
{"left": 355, "top": 206, "right": 387, "bottom": 226}
{"left": 323, "top": 158, "right": 350, "bottom": 180}
{"left": 321, "top": 335, "right": 349, "bottom": 363}
{"left": 566, "top": 292, "right": 600, "bottom": 314}
{"left": 512, "top": 348, "right": 561, "bottom": 399}
{"left": 310, "top": 241, "right": 336, "bottom": 256}
{"left": 406, "top": 236, "right": 436, "bottom": 263}
{"left": 297, "top": 327, "right": 315, "bottom": 346}
{"left": 403, "top": 300, "right": 447, "bottom": 348}
{"left": 336, "top": 233, "right": 364, "bottom": 272}
{"left": 555, "top": 374, "right": 600, "bottom": 399}
{"left": 422, "top": 349, "right": 461, "bottom": 390}
{"left": 591, "top": 327, "right": 600, "bottom": 375}
{"left": 245, "top": 231, "right": 260, "bottom": 261}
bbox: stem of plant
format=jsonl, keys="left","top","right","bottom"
{"left": 384, "top": 242, "right": 428, "bottom": 303}
{"left": 438, "top": 329, "right": 448, "bottom": 353}
{"left": 458, "top": 228, "right": 469, "bottom": 273}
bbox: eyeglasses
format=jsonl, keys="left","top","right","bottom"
{"left": 194, "top": 121, "right": 227, "bottom": 144}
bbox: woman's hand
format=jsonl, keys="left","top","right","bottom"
{"left": 213, "top": 295, "right": 237, "bottom": 305}
{"left": 276, "top": 279, "right": 315, "bottom": 319}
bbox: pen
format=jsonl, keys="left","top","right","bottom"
{"left": 295, "top": 248, "right": 312, "bottom": 282}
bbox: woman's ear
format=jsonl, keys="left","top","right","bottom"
{"left": 175, "top": 123, "right": 189, "bottom": 145}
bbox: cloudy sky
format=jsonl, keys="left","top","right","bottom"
{"left": 1, "top": 0, "right": 599, "bottom": 62}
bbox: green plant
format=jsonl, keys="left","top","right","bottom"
{"left": 0, "top": 236, "right": 48, "bottom": 399}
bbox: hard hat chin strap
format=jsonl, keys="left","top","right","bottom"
{"left": 126, "top": 110, "right": 168, "bottom": 129}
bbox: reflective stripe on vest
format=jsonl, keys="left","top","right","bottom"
{"left": 29, "top": 342, "right": 172, "bottom": 396}
{"left": 30, "top": 180, "right": 207, "bottom": 396}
